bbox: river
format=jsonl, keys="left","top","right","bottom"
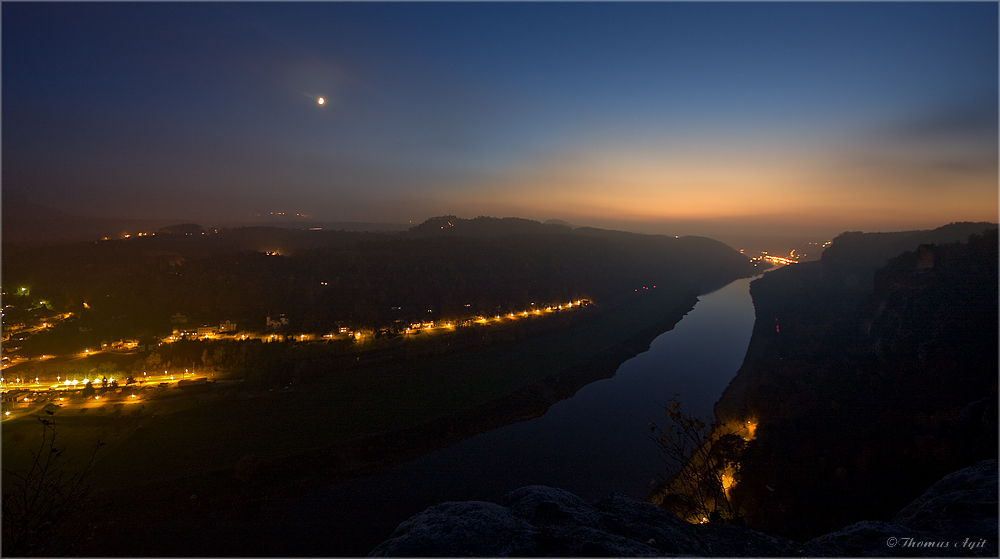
{"left": 262, "top": 274, "right": 760, "bottom": 556}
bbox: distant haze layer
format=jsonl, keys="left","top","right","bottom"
{"left": 3, "top": 3, "right": 996, "bottom": 237}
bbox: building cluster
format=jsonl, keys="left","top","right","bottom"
{"left": 168, "top": 314, "right": 239, "bottom": 340}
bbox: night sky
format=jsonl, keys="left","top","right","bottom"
{"left": 4, "top": 2, "right": 997, "bottom": 237}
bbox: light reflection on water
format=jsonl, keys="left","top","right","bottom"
{"left": 266, "top": 274, "right": 760, "bottom": 555}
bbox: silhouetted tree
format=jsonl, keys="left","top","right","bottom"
{"left": 650, "top": 396, "right": 746, "bottom": 524}
{"left": 2, "top": 416, "right": 103, "bottom": 556}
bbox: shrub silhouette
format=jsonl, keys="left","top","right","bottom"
{"left": 2, "top": 415, "right": 103, "bottom": 556}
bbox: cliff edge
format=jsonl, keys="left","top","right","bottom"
{"left": 371, "top": 460, "right": 997, "bottom": 557}
{"left": 712, "top": 223, "right": 997, "bottom": 539}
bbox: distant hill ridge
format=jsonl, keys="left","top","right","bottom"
{"left": 1, "top": 196, "right": 415, "bottom": 245}
{"left": 408, "top": 215, "right": 573, "bottom": 237}
{"left": 409, "top": 215, "right": 704, "bottom": 243}
{"left": 2, "top": 195, "right": 185, "bottom": 245}
{"left": 219, "top": 220, "right": 408, "bottom": 232}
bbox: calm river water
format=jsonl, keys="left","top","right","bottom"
{"left": 265, "top": 274, "right": 761, "bottom": 556}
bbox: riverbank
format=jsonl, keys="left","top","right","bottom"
{"left": 9, "top": 281, "right": 731, "bottom": 556}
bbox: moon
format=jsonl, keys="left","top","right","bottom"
{"left": 317, "top": 97, "right": 325, "bottom": 105}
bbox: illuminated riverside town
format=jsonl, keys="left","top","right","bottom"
{"left": 742, "top": 240, "right": 833, "bottom": 267}
{"left": 1, "top": 286, "right": 595, "bottom": 420}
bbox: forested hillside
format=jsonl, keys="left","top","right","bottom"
{"left": 3, "top": 216, "right": 754, "bottom": 347}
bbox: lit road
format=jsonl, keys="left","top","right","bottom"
{"left": 762, "top": 255, "right": 798, "bottom": 266}
{"left": 1, "top": 369, "right": 206, "bottom": 395}
{"left": 1, "top": 369, "right": 214, "bottom": 420}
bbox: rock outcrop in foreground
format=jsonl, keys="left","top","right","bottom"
{"left": 370, "top": 460, "right": 996, "bottom": 557}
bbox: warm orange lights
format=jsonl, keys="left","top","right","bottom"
{"left": 721, "top": 474, "right": 734, "bottom": 491}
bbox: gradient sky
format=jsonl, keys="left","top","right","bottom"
{"left": 4, "top": 2, "right": 997, "bottom": 237}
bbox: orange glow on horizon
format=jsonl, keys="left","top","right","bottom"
{"left": 432, "top": 139, "right": 997, "bottom": 232}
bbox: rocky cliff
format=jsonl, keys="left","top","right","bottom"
{"left": 371, "top": 460, "right": 997, "bottom": 557}
{"left": 715, "top": 222, "right": 996, "bottom": 424}
{"left": 712, "top": 224, "right": 997, "bottom": 539}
